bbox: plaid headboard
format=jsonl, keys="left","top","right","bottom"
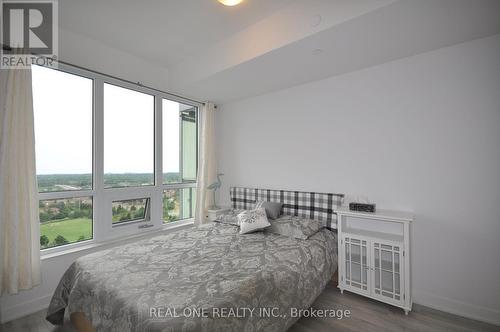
{"left": 230, "top": 187, "right": 344, "bottom": 229}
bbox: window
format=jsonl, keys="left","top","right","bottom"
{"left": 112, "top": 198, "right": 150, "bottom": 224}
{"left": 32, "top": 65, "right": 93, "bottom": 192}
{"left": 162, "top": 100, "right": 197, "bottom": 183}
{"left": 104, "top": 83, "right": 155, "bottom": 188}
{"left": 32, "top": 65, "right": 94, "bottom": 249}
{"left": 32, "top": 64, "right": 199, "bottom": 251}
{"left": 39, "top": 197, "right": 93, "bottom": 249}
{"left": 162, "top": 99, "right": 181, "bottom": 184}
{"left": 163, "top": 188, "right": 196, "bottom": 223}
{"left": 162, "top": 98, "right": 197, "bottom": 223}
{"left": 181, "top": 109, "right": 197, "bottom": 181}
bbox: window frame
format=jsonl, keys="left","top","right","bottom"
{"left": 111, "top": 197, "right": 151, "bottom": 226}
{"left": 35, "top": 62, "right": 200, "bottom": 256}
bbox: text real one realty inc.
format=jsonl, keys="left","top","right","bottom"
{"left": 149, "top": 307, "right": 351, "bottom": 320}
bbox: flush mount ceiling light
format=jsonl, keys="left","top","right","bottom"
{"left": 311, "top": 49, "right": 324, "bottom": 56}
{"left": 218, "top": 0, "right": 243, "bottom": 6}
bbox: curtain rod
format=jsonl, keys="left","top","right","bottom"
{"left": 1, "top": 44, "right": 205, "bottom": 106}
{"left": 57, "top": 59, "right": 206, "bottom": 106}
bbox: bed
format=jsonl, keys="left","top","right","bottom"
{"left": 46, "top": 187, "right": 343, "bottom": 332}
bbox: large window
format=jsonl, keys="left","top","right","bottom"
{"left": 32, "top": 64, "right": 199, "bottom": 251}
{"left": 32, "top": 65, "right": 93, "bottom": 192}
{"left": 162, "top": 99, "right": 197, "bottom": 183}
{"left": 104, "top": 83, "right": 155, "bottom": 188}
{"left": 32, "top": 65, "right": 94, "bottom": 248}
{"left": 162, "top": 99, "right": 197, "bottom": 223}
{"left": 181, "top": 108, "right": 197, "bottom": 182}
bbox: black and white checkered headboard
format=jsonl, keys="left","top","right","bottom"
{"left": 230, "top": 187, "right": 344, "bottom": 229}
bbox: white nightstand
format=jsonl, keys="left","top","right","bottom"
{"left": 207, "top": 207, "right": 231, "bottom": 222}
{"left": 335, "top": 207, "right": 414, "bottom": 314}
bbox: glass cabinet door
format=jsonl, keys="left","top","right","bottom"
{"left": 343, "top": 236, "right": 369, "bottom": 293}
{"left": 373, "top": 242, "right": 403, "bottom": 303}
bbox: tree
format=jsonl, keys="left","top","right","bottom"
{"left": 81, "top": 202, "right": 91, "bottom": 210}
{"left": 56, "top": 201, "right": 66, "bottom": 210}
{"left": 83, "top": 207, "right": 92, "bottom": 219}
{"left": 69, "top": 210, "right": 83, "bottom": 219}
{"left": 119, "top": 212, "right": 132, "bottom": 221}
{"left": 134, "top": 207, "right": 145, "bottom": 219}
{"left": 53, "top": 235, "right": 69, "bottom": 246}
{"left": 55, "top": 211, "right": 68, "bottom": 220}
{"left": 40, "top": 235, "right": 49, "bottom": 247}
{"left": 45, "top": 208, "right": 55, "bottom": 220}
{"left": 39, "top": 212, "right": 50, "bottom": 222}
{"left": 164, "top": 197, "right": 176, "bottom": 211}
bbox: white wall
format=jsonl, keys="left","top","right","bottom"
{"left": 216, "top": 34, "right": 500, "bottom": 325}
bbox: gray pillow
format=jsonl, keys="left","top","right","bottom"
{"left": 254, "top": 200, "right": 283, "bottom": 220}
{"left": 265, "top": 215, "right": 323, "bottom": 240}
{"left": 214, "top": 209, "right": 245, "bottom": 226}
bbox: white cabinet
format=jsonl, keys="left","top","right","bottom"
{"left": 342, "top": 236, "right": 370, "bottom": 294}
{"left": 372, "top": 241, "right": 404, "bottom": 304}
{"left": 336, "top": 207, "right": 414, "bottom": 314}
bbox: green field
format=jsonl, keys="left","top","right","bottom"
{"left": 40, "top": 218, "right": 92, "bottom": 248}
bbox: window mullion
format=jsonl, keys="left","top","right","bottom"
{"left": 93, "top": 78, "right": 105, "bottom": 242}
{"left": 179, "top": 108, "right": 183, "bottom": 183}
{"left": 152, "top": 95, "right": 163, "bottom": 228}
{"left": 38, "top": 190, "right": 94, "bottom": 200}
{"left": 162, "top": 183, "right": 197, "bottom": 190}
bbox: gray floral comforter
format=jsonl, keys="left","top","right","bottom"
{"left": 46, "top": 222, "right": 337, "bottom": 332}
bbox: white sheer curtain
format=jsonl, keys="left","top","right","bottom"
{"left": 0, "top": 65, "right": 41, "bottom": 295}
{"left": 194, "top": 102, "right": 217, "bottom": 225}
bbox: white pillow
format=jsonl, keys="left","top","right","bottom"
{"left": 237, "top": 207, "right": 270, "bottom": 234}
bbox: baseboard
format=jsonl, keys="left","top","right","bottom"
{"left": 0, "top": 293, "right": 52, "bottom": 324}
{"left": 413, "top": 290, "right": 500, "bottom": 327}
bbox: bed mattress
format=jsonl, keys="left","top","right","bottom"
{"left": 46, "top": 222, "right": 337, "bottom": 331}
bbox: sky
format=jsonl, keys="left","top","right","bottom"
{"left": 32, "top": 65, "right": 181, "bottom": 175}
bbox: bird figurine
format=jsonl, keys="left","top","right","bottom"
{"left": 207, "top": 173, "right": 224, "bottom": 209}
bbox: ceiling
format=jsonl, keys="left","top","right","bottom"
{"left": 59, "top": 0, "right": 500, "bottom": 103}
{"left": 59, "top": 0, "right": 291, "bottom": 67}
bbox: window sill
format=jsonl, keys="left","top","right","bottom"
{"left": 41, "top": 219, "right": 194, "bottom": 260}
